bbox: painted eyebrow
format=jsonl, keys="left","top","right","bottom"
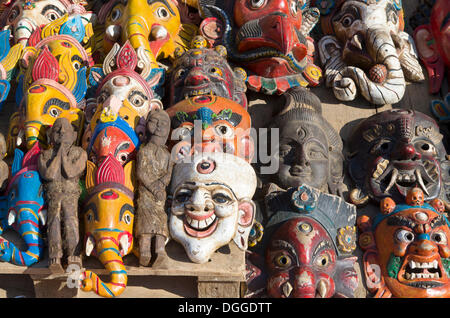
{"left": 147, "top": 0, "right": 175, "bottom": 15}
{"left": 40, "top": 5, "right": 65, "bottom": 16}
{"left": 114, "top": 142, "right": 130, "bottom": 157}
{"left": 204, "top": 182, "right": 237, "bottom": 199}
{"left": 312, "top": 239, "right": 333, "bottom": 260}
{"left": 430, "top": 216, "right": 447, "bottom": 229}
{"left": 119, "top": 203, "right": 135, "bottom": 221}
{"left": 128, "top": 91, "right": 149, "bottom": 101}
{"left": 71, "top": 55, "right": 84, "bottom": 64}
{"left": 387, "top": 215, "right": 416, "bottom": 229}
{"left": 43, "top": 98, "right": 70, "bottom": 114}
{"left": 270, "top": 239, "right": 299, "bottom": 265}
{"left": 84, "top": 203, "right": 99, "bottom": 221}
{"left": 442, "top": 13, "right": 450, "bottom": 31}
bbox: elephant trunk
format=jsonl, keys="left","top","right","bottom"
{"left": 0, "top": 206, "right": 44, "bottom": 266}
{"left": 337, "top": 27, "right": 405, "bottom": 105}
{"left": 81, "top": 235, "right": 128, "bottom": 298}
{"left": 125, "top": 14, "right": 158, "bottom": 68}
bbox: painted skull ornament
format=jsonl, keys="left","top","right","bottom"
{"left": 169, "top": 35, "right": 248, "bottom": 108}
{"left": 198, "top": 0, "right": 322, "bottom": 95}
{"left": 314, "top": 0, "right": 425, "bottom": 105}
{"left": 413, "top": 0, "right": 450, "bottom": 94}
{"left": 257, "top": 184, "right": 358, "bottom": 298}
{"left": 166, "top": 95, "right": 254, "bottom": 162}
{"left": 347, "top": 109, "right": 450, "bottom": 205}
{"left": 169, "top": 152, "right": 257, "bottom": 264}
{"left": 271, "top": 88, "right": 344, "bottom": 196}
{"left": 358, "top": 187, "right": 450, "bottom": 298}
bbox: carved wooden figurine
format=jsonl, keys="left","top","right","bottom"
{"left": 313, "top": 0, "right": 424, "bottom": 105}
{"left": 38, "top": 117, "right": 87, "bottom": 273}
{"left": 136, "top": 108, "right": 174, "bottom": 267}
{"left": 198, "top": 0, "right": 322, "bottom": 95}
{"left": 358, "top": 187, "right": 450, "bottom": 297}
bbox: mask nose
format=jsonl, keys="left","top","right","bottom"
{"left": 393, "top": 139, "right": 421, "bottom": 161}
{"left": 185, "top": 69, "right": 210, "bottom": 86}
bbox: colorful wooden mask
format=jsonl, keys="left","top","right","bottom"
{"left": 169, "top": 35, "right": 248, "bottom": 108}
{"left": 98, "top": 0, "right": 196, "bottom": 69}
{"left": 271, "top": 88, "right": 344, "bottom": 196}
{"left": 0, "top": 0, "right": 92, "bottom": 46}
{"left": 81, "top": 155, "right": 136, "bottom": 298}
{"left": 347, "top": 109, "right": 450, "bottom": 205}
{"left": 198, "top": 0, "right": 322, "bottom": 95}
{"left": 0, "top": 143, "right": 45, "bottom": 266}
{"left": 169, "top": 152, "right": 257, "bottom": 264}
{"left": 0, "top": 29, "right": 23, "bottom": 110}
{"left": 358, "top": 187, "right": 450, "bottom": 298}
{"left": 82, "top": 41, "right": 163, "bottom": 153}
{"left": 9, "top": 13, "right": 95, "bottom": 150}
{"left": 166, "top": 95, "right": 254, "bottom": 162}
{"left": 258, "top": 184, "right": 358, "bottom": 298}
{"left": 413, "top": 0, "right": 450, "bottom": 94}
{"left": 313, "top": 0, "right": 424, "bottom": 105}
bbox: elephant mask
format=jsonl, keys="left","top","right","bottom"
{"left": 314, "top": 0, "right": 425, "bottom": 105}
{"left": 0, "top": 0, "right": 94, "bottom": 46}
{"left": 197, "top": 0, "right": 322, "bottom": 95}
{"left": 81, "top": 155, "right": 136, "bottom": 298}
{"left": 358, "top": 187, "right": 450, "bottom": 298}
{"left": 0, "top": 143, "right": 46, "bottom": 266}
{"left": 0, "top": 29, "right": 23, "bottom": 110}
{"left": 347, "top": 109, "right": 450, "bottom": 206}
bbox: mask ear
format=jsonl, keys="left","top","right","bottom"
{"left": 20, "top": 46, "right": 38, "bottom": 70}
{"left": 413, "top": 25, "right": 445, "bottom": 94}
{"left": 233, "top": 199, "right": 255, "bottom": 250}
{"left": 362, "top": 250, "right": 385, "bottom": 294}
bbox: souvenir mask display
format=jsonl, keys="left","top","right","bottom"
{"left": 82, "top": 41, "right": 163, "bottom": 163}
{"left": 313, "top": 0, "right": 424, "bottom": 105}
{"left": 256, "top": 184, "right": 358, "bottom": 298}
{"left": 347, "top": 109, "right": 450, "bottom": 206}
{"left": 198, "top": 0, "right": 322, "bottom": 95}
{"left": 169, "top": 35, "right": 248, "bottom": 108}
{"left": 271, "top": 88, "right": 344, "bottom": 196}
{"left": 166, "top": 95, "right": 254, "bottom": 162}
{"left": 358, "top": 187, "right": 450, "bottom": 298}
{"left": 169, "top": 152, "right": 257, "bottom": 264}
{"left": 413, "top": 0, "right": 450, "bottom": 94}
{"left": 0, "top": 0, "right": 93, "bottom": 46}
{"left": 81, "top": 155, "right": 136, "bottom": 298}
{"left": 98, "top": 0, "right": 197, "bottom": 69}
{"left": 0, "top": 143, "right": 45, "bottom": 266}
{"left": 0, "top": 29, "right": 23, "bottom": 110}
{"left": 8, "top": 13, "right": 95, "bottom": 150}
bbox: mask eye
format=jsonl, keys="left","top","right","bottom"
{"left": 370, "top": 139, "right": 393, "bottom": 155}
{"left": 48, "top": 107, "right": 62, "bottom": 118}
{"left": 341, "top": 14, "right": 355, "bottom": 27}
{"left": 315, "top": 254, "right": 331, "bottom": 267}
{"left": 72, "top": 61, "right": 81, "bottom": 71}
{"left": 172, "top": 126, "right": 193, "bottom": 140}
{"left": 110, "top": 7, "right": 122, "bottom": 22}
{"left": 156, "top": 6, "right": 170, "bottom": 20}
{"left": 174, "top": 69, "right": 186, "bottom": 81}
{"left": 396, "top": 229, "right": 415, "bottom": 243}
{"left": 8, "top": 6, "right": 19, "bottom": 23}
{"left": 274, "top": 254, "right": 292, "bottom": 268}
{"left": 128, "top": 91, "right": 148, "bottom": 108}
{"left": 123, "top": 213, "right": 132, "bottom": 225}
{"left": 212, "top": 193, "right": 231, "bottom": 204}
{"left": 214, "top": 124, "right": 234, "bottom": 138}
{"left": 97, "top": 92, "right": 108, "bottom": 104}
{"left": 415, "top": 141, "right": 437, "bottom": 156}
{"left": 250, "top": 0, "right": 266, "bottom": 9}
{"left": 209, "top": 67, "right": 223, "bottom": 77}
{"left": 175, "top": 190, "right": 191, "bottom": 203}
{"left": 45, "top": 10, "right": 61, "bottom": 22}
{"left": 431, "top": 231, "right": 447, "bottom": 245}
{"left": 86, "top": 211, "right": 94, "bottom": 222}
